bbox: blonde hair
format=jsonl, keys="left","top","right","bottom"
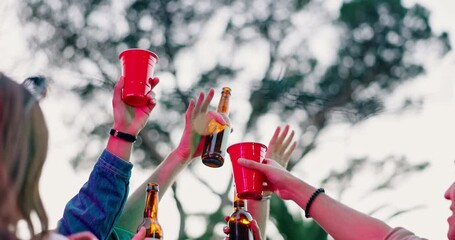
{"left": 0, "top": 73, "right": 49, "bottom": 239}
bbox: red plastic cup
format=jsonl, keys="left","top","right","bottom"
{"left": 119, "top": 48, "right": 159, "bottom": 107}
{"left": 227, "top": 142, "right": 267, "bottom": 200}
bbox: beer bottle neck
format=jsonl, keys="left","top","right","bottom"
{"left": 233, "top": 198, "right": 246, "bottom": 211}
{"left": 144, "top": 190, "right": 159, "bottom": 219}
{"left": 217, "top": 98, "right": 229, "bottom": 114}
{"left": 217, "top": 87, "right": 231, "bottom": 115}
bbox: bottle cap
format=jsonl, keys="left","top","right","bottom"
{"left": 146, "top": 183, "right": 159, "bottom": 192}
{"left": 222, "top": 87, "right": 231, "bottom": 95}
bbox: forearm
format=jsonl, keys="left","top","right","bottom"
{"left": 116, "top": 149, "right": 190, "bottom": 232}
{"left": 289, "top": 178, "right": 392, "bottom": 240}
{"left": 247, "top": 198, "right": 270, "bottom": 238}
{"left": 57, "top": 150, "right": 132, "bottom": 240}
{"left": 106, "top": 136, "right": 134, "bottom": 161}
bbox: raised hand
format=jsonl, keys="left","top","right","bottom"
{"left": 263, "top": 125, "right": 297, "bottom": 194}
{"left": 175, "top": 88, "right": 227, "bottom": 160}
{"left": 112, "top": 76, "right": 159, "bottom": 136}
{"left": 265, "top": 125, "right": 297, "bottom": 168}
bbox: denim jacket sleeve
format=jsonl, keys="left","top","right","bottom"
{"left": 57, "top": 149, "right": 133, "bottom": 240}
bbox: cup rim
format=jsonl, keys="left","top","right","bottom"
{"left": 227, "top": 141, "right": 267, "bottom": 152}
{"left": 118, "top": 48, "right": 159, "bottom": 62}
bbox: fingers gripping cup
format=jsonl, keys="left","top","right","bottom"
{"left": 119, "top": 48, "right": 159, "bottom": 107}
{"left": 227, "top": 142, "right": 267, "bottom": 200}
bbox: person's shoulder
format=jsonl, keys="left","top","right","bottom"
{"left": 384, "top": 227, "right": 428, "bottom": 240}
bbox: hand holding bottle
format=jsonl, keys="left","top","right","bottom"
{"left": 201, "top": 87, "right": 232, "bottom": 167}
{"left": 175, "top": 88, "right": 228, "bottom": 160}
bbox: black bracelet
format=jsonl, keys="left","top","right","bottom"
{"left": 304, "top": 188, "right": 325, "bottom": 218}
{"left": 109, "top": 129, "right": 137, "bottom": 143}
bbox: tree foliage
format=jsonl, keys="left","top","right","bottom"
{"left": 18, "top": 0, "right": 449, "bottom": 239}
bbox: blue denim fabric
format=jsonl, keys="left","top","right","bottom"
{"left": 57, "top": 149, "right": 133, "bottom": 240}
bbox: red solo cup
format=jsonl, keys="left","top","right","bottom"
{"left": 227, "top": 142, "right": 267, "bottom": 200}
{"left": 119, "top": 48, "right": 159, "bottom": 107}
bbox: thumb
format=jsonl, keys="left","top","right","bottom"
{"left": 207, "top": 111, "right": 227, "bottom": 125}
{"left": 149, "top": 77, "right": 160, "bottom": 90}
{"left": 238, "top": 158, "right": 264, "bottom": 171}
{"left": 132, "top": 227, "right": 146, "bottom": 240}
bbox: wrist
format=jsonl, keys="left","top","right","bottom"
{"left": 109, "top": 129, "right": 137, "bottom": 143}
{"left": 288, "top": 177, "right": 313, "bottom": 201}
{"left": 112, "top": 123, "right": 142, "bottom": 136}
{"left": 106, "top": 135, "right": 134, "bottom": 161}
{"left": 170, "top": 147, "right": 191, "bottom": 162}
{"left": 304, "top": 188, "right": 325, "bottom": 218}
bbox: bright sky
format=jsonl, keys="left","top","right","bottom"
{"left": 1, "top": 0, "right": 455, "bottom": 239}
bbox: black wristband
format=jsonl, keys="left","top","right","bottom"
{"left": 305, "top": 188, "right": 325, "bottom": 218}
{"left": 109, "top": 129, "right": 137, "bottom": 142}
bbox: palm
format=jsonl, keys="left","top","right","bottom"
{"left": 265, "top": 125, "right": 297, "bottom": 168}
{"left": 116, "top": 104, "right": 150, "bottom": 131}
{"left": 176, "top": 89, "right": 216, "bottom": 160}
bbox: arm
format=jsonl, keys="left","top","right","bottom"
{"left": 239, "top": 158, "right": 393, "bottom": 240}
{"left": 57, "top": 150, "right": 133, "bottom": 240}
{"left": 114, "top": 149, "right": 191, "bottom": 232}
{"left": 288, "top": 176, "right": 391, "bottom": 240}
{"left": 57, "top": 77, "right": 159, "bottom": 240}
{"left": 247, "top": 125, "right": 296, "bottom": 238}
{"left": 115, "top": 89, "right": 222, "bottom": 232}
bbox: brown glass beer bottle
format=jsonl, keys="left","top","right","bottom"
{"left": 137, "top": 183, "right": 163, "bottom": 239}
{"left": 228, "top": 191, "right": 254, "bottom": 240}
{"left": 201, "top": 87, "right": 232, "bottom": 168}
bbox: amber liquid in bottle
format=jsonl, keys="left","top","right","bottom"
{"left": 228, "top": 191, "right": 254, "bottom": 240}
{"left": 137, "top": 183, "right": 163, "bottom": 240}
{"left": 201, "top": 87, "right": 232, "bottom": 168}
